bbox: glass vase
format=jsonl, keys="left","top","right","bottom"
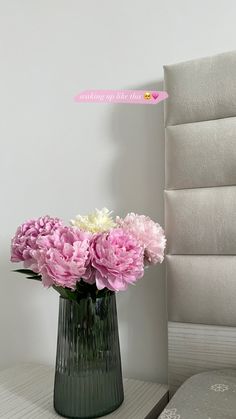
{"left": 53, "top": 293, "right": 124, "bottom": 418}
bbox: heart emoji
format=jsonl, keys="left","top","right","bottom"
{"left": 152, "top": 92, "right": 159, "bottom": 100}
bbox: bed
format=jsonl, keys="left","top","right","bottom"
{"left": 160, "top": 50, "right": 236, "bottom": 418}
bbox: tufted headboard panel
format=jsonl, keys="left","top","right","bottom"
{"left": 164, "top": 51, "right": 236, "bottom": 394}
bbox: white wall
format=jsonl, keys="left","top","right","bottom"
{"left": 1, "top": 0, "right": 236, "bottom": 384}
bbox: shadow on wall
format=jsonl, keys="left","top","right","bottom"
{"left": 108, "top": 81, "right": 167, "bottom": 383}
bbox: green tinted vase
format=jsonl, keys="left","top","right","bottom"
{"left": 54, "top": 293, "right": 124, "bottom": 418}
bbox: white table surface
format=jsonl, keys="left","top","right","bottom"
{"left": 0, "top": 363, "right": 168, "bottom": 419}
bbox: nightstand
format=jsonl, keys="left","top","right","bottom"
{"left": 0, "top": 363, "right": 168, "bottom": 419}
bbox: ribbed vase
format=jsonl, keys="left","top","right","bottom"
{"left": 53, "top": 293, "right": 124, "bottom": 419}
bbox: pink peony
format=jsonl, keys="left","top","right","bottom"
{"left": 116, "top": 213, "right": 166, "bottom": 265}
{"left": 35, "top": 226, "right": 91, "bottom": 289}
{"left": 87, "top": 228, "right": 144, "bottom": 292}
{"left": 11, "top": 216, "right": 63, "bottom": 270}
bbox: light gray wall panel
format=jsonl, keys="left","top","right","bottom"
{"left": 166, "top": 117, "right": 236, "bottom": 190}
{"left": 169, "top": 322, "right": 236, "bottom": 394}
{"left": 165, "top": 186, "right": 236, "bottom": 255}
{"left": 164, "top": 51, "right": 236, "bottom": 126}
{"left": 167, "top": 255, "right": 236, "bottom": 326}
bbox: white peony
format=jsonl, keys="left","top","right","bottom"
{"left": 71, "top": 208, "right": 116, "bottom": 233}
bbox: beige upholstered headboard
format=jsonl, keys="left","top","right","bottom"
{"left": 164, "top": 51, "right": 236, "bottom": 394}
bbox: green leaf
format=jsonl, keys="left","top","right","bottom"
{"left": 13, "top": 269, "right": 42, "bottom": 282}
{"left": 53, "top": 285, "right": 78, "bottom": 302}
{"left": 26, "top": 275, "right": 42, "bottom": 281}
{"left": 13, "top": 269, "right": 37, "bottom": 275}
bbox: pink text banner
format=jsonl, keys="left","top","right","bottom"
{"left": 75, "top": 90, "right": 168, "bottom": 105}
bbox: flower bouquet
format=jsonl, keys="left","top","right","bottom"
{"left": 11, "top": 208, "right": 166, "bottom": 419}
